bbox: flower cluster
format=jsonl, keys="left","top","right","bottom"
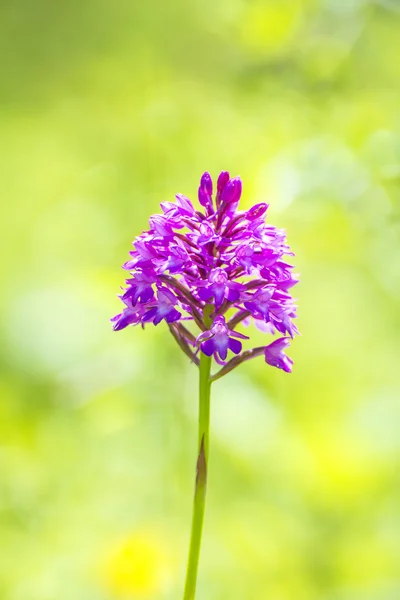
{"left": 112, "top": 171, "right": 298, "bottom": 377}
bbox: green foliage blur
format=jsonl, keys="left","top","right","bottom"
{"left": 1, "top": 0, "right": 400, "bottom": 598}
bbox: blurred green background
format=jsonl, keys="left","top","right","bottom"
{"left": 1, "top": 0, "right": 400, "bottom": 598}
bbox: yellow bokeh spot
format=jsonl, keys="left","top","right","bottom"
{"left": 102, "top": 531, "right": 172, "bottom": 597}
{"left": 239, "top": 0, "right": 304, "bottom": 54}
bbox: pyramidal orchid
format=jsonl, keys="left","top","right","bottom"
{"left": 112, "top": 171, "right": 299, "bottom": 599}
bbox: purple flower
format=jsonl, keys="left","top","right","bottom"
{"left": 197, "top": 316, "right": 248, "bottom": 361}
{"left": 111, "top": 296, "right": 147, "bottom": 331}
{"left": 149, "top": 214, "right": 176, "bottom": 237}
{"left": 264, "top": 338, "right": 293, "bottom": 373}
{"left": 122, "top": 271, "right": 157, "bottom": 304}
{"left": 112, "top": 170, "right": 299, "bottom": 374}
{"left": 142, "top": 288, "right": 181, "bottom": 325}
{"left": 197, "top": 268, "right": 244, "bottom": 309}
{"left": 243, "top": 287, "right": 275, "bottom": 320}
{"left": 189, "top": 221, "right": 218, "bottom": 246}
{"left": 153, "top": 244, "right": 189, "bottom": 275}
{"left": 160, "top": 194, "right": 195, "bottom": 220}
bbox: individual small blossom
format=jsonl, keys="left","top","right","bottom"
{"left": 111, "top": 296, "right": 147, "bottom": 331}
{"left": 232, "top": 244, "right": 257, "bottom": 274}
{"left": 153, "top": 244, "right": 189, "bottom": 275}
{"left": 188, "top": 221, "right": 218, "bottom": 246}
{"left": 268, "top": 290, "right": 299, "bottom": 338}
{"left": 260, "top": 260, "right": 298, "bottom": 290}
{"left": 264, "top": 337, "right": 293, "bottom": 372}
{"left": 243, "top": 287, "right": 275, "bottom": 320}
{"left": 149, "top": 214, "right": 176, "bottom": 237}
{"left": 197, "top": 316, "right": 249, "bottom": 361}
{"left": 122, "top": 271, "right": 157, "bottom": 304}
{"left": 112, "top": 170, "right": 299, "bottom": 375}
{"left": 142, "top": 288, "right": 181, "bottom": 325}
{"left": 197, "top": 268, "right": 244, "bottom": 309}
{"left": 123, "top": 239, "right": 159, "bottom": 270}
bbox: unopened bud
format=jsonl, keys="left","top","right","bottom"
{"left": 221, "top": 177, "right": 242, "bottom": 205}
{"left": 200, "top": 172, "right": 213, "bottom": 196}
{"left": 217, "top": 171, "right": 230, "bottom": 196}
{"left": 246, "top": 202, "right": 268, "bottom": 221}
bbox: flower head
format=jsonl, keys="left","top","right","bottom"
{"left": 112, "top": 171, "right": 299, "bottom": 375}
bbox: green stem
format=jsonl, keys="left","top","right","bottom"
{"left": 183, "top": 350, "right": 212, "bottom": 600}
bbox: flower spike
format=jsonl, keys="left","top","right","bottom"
{"left": 112, "top": 171, "right": 298, "bottom": 372}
